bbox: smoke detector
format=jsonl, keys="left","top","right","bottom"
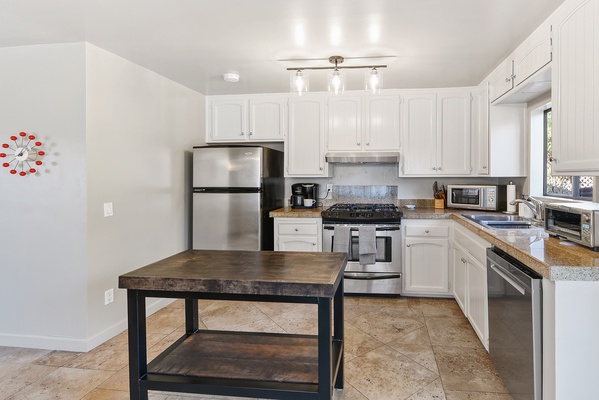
{"left": 223, "top": 73, "right": 240, "bottom": 82}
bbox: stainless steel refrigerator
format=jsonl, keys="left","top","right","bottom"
{"left": 192, "top": 145, "right": 284, "bottom": 251}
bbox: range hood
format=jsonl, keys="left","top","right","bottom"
{"left": 325, "top": 152, "right": 400, "bottom": 164}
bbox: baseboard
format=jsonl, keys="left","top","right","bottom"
{"left": 0, "top": 298, "right": 174, "bottom": 352}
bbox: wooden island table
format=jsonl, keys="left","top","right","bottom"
{"left": 118, "top": 249, "right": 347, "bottom": 400}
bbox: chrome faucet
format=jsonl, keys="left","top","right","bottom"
{"left": 509, "top": 196, "right": 543, "bottom": 220}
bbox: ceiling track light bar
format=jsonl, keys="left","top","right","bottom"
{"left": 287, "top": 65, "right": 387, "bottom": 71}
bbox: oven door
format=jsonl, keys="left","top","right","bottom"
{"left": 322, "top": 224, "right": 402, "bottom": 295}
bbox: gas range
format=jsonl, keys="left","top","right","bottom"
{"left": 321, "top": 203, "right": 402, "bottom": 224}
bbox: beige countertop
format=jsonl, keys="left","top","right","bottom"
{"left": 270, "top": 205, "right": 599, "bottom": 282}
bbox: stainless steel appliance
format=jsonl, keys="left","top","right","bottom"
{"left": 487, "top": 247, "right": 542, "bottom": 400}
{"left": 447, "top": 184, "right": 507, "bottom": 211}
{"left": 545, "top": 202, "right": 599, "bottom": 251}
{"left": 290, "top": 183, "right": 319, "bottom": 209}
{"left": 192, "top": 145, "right": 284, "bottom": 251}
{"left": 322, "top": 203, "right": 402, "bottom": 295}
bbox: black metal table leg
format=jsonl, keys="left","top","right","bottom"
{"left": 185, "top": 298, "right": 199, "bottom": 334}
{"left": 127, "top": 290, "right": 148, "bottom": 400}
{"left": 318, "top": 297, "right": 333, "bottom": 400}
{"left": 333, "top": 278, "right": 344, "bottom": 389}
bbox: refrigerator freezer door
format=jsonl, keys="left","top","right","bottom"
{"left": 192, "top": 192, "right": 261, "bottom": 250}
{"left": 193, "top": 146, "right": 262, "bottom": 188}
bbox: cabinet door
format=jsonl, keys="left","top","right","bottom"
{"left": 209, "top": 98, "right": 247, "bottom": 141}
{"left": 286, "top": 96, "right": 328, "bottom": 177}
{"left": 552, "top": 0, "right": 599, "bottom": 175}
{"left": 403, "top": 237, "right": 450, "bottom": 295}
{"left": 277, "top": 236, "right": 319, "bottom": 252}
{"left": 248, "top": 97, "right": 286, "bottom": 141}
{"left": 466, "top": 255, "right": 488, "bottom": 350}
{"left": 512, "top": 20, "right": 552, "bottom": 87}
{"left": 364, "top": 95, "right": 400, "bottom": 151}
{"left": 475, "top": 83, "right": 490, "bottom": 175}
{"left": 437, "top": 91, "right": 472, "bottom": 175}
{"left": 452, "top": 244, "right": 468, "bottom": 313}
{"left": 401, "top": 93, "right": 437, "bottom": 175}
{"left": 489, "top": 59, "right": 514, "bottom": 103}
{"left": 327, "top": 96, "right": 362, "bottom": 151}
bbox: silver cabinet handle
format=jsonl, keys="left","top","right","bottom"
{"left": 461, "top": 257, "right": 466, "bottom": 263}
{"left": 295, "top": 228, "right": 299, "bottom": 231}
{"left": 249, "top": 132, "right": 253, "bottom": 136}
{"left": 240, "top": 132, "right": 245, "bottom": 136}
{"left": 483, "top": 166, "right": 487, "bottom": 169}
{"left": 505, "top": 77, "right": 511, "bottom": 82}
{"left": 357, "top": 142, "right": 361, "bottom": 145}
{"left": 425, "top": 230, "right": 429, "bottom": 233}
{"left": 366, "top": 142, "right": 369, "bottom": 146}
{"left": 320, "top": 167, "right": 323, "bottom": 170}
{"left": 432, "top": 167, "right": 437, "bottom": 170}
{"left": 312, "top": 242, "right": 316, "bottom": 245}
{"left": 438, "top": 166, "right": 442, "bottom": 170}
{"left": 407, "top": 244, "right": 411, "bottom": 247}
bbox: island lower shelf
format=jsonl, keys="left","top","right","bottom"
{"left": 145, "top": 329, "right": 344, "bottom": 394}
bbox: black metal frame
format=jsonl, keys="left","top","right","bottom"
{"left": 126, "top": 281, "right": 344, "bottom": 400}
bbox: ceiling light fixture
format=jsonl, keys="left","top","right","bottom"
{"left": 287, "top": 55, "right": 387, "bottom": 95}
{"left": 223, "top": 72, "right": 240, "bottom": 83}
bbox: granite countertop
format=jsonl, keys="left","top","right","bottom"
{"left": 270, "top": 205, "right": 599, "bottom": 282}
{"left": 270, "top": 207, "right": 325, "bottom": 218}
{"left": 402, "top": 207, "right": 599, "bottom": 282}
{"left": 119, "top": 250, "right": 347, "bottom": 297}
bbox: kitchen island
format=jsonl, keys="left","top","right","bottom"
{"left": 119, "top": 249, "right": 347, "bottom": 400}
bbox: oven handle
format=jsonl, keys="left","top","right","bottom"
{"left": 323, "top": 226, "right": 400, "bottom": 231}
{"left": 344, "top": 272, "right": 402, "bottom": 280}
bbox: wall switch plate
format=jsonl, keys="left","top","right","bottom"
{"left": 104, "top": 288, "right": 114, "bottom": 305}
{"left": 103, "top": 202, "right": 113, "bottom": 217}
{"left": 326, "top": 184, "right": 333, "bottom": 193}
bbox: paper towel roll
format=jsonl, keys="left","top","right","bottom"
{"left": 506, "top": 182, "right": 517, "bottom": 213}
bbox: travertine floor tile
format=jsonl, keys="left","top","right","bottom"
{"left": 387, "top": 327, "right": 439, "bottom": 374}
{"left": 270, "top": 304, "right": 319, "bottom": 335}
{"left": 343, "top": 322, "right": 384, "bottom": 362}
{"left": 0, "top": 347, "right": 50, "bottom": 364}
{"left": 415, "top": 298, "right": 464, "bottom": 318}
{"left": 434, "top": 346, "right": 507, "bottom": 393}
{"left": 347, "top": 306, "right": 425, "bottom": 344}
{"left": 6, "top": 367, "right": 113, "bottom": 400}
{"left": 405, "top": 377, "right": 446, "bottom": 400}
{"left": 444, "top": 391, "right": 513, "bottom": 400}
{"left": 426, "top": 315, "right": 483, "bottom": 348}
{"left": 345, "top": 345, "right": 438, "bottom": 400}
{"left": 199, "top": 301, "right": 270, "bottom": 331}
{"left": 80, "top": 388, "right": 130, "bottom": 400}
{"left": 0, "top": 362, "right": 56, "bottom": 400}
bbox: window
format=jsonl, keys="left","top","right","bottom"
{"left": 544, "top": 109, "right": 594, "bottom": 199}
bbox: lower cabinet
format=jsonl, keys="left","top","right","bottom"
{"left": 452, "top": 223, "right": 491, "bottom": 350}
{"left": 402, "top": 220, "right": 452, "bottom": 296}
{"left": 274, "top": 218, "right": 322, "bottom": 252}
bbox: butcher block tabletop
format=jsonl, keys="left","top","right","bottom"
{"left": 119, "top": 249, "right": 347, "bottom": 298}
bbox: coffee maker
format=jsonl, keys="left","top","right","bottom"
{"left": 290, "top": 183, "right": 319, "bottom": 209}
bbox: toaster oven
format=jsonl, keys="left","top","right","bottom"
{"left": 545, "top": 202, "right": 599, "bottom": 251}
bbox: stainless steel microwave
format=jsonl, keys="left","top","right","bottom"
{"left": 447, "top": 185, "right": 507, "bottom": 211}
{"left": 545, "top": 202, "right": 599, "bottom": 251}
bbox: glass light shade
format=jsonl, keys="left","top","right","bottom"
{"left": 365, "top": 68, "right": 384, "bottom": 93}
{"left": 290, "top": 70, "right": 309, "bottom": 95}
{"left": 327, "top": 68, "right": 345, "bottom": 95}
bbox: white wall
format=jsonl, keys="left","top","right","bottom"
{"left": 0, "top": 43, "right": 89, "bottom": 348}
{"left": 84, "top": 44, "right": 203, "bottom": 348}
{"left": 0, "top": 42, "right": 204, "bottom": 351}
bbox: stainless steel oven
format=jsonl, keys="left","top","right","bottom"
{"left": 322, "top": 204, "right": 402, "bottom": 295}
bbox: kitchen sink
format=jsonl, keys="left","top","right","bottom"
{"left": 463, "top": 214, "right": 533, "bottom": 229}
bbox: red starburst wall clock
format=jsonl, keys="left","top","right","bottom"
{"left": 0, "top": 132, "right": 45, "bottom": 176}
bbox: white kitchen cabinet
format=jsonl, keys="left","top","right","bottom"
{"left": 551, "top": 0, "right": 599, "bottom": 175}
{"left": 489, "top": 20, "right": 552, "bottom": 104}
{"left": 402, "top": 220, "right": 452, "bottom": 297}
{"left": 327, "top": 96, "right": 362, "bottom": 151}
{"left": 452, "top": 223, "right": 491, "bottom": 350}
{"left": 474, "top": 82, "right": 490, "bottom": 175}
{"left": 274, "top": 218, "right": 322, "bottom": 252}
{"left": 401, "top": 89, "right": 472, "bottom": 176}
{"left": 207, "top": 95, "right": 286, "bottom": 142}
{"left": 286, "top": 95, "right": 329, "bottom": 177}
{"left": 326, "top": 95, "right": 400, "bottom": 152}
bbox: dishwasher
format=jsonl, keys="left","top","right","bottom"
{"left": 486, "top": 247, "right": 542, "bottom": 400}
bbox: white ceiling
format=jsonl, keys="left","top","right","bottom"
{"left": 0, "top": 0, "right": 565, "bottom": 95}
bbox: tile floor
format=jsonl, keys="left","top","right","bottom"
{"left": 0, "top": 296, "right": 511, "bottom": 400}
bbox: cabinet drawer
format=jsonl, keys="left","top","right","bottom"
{"left": 405, "top": 225, "right": 449, "bottom": 237}
{"left": 278, "top": 223, "right": 319, "bottom": 236}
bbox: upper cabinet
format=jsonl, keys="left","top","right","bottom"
{"left": 551, "top": 0, "right": 599, "bottom": 175}
{"left": 326, "top": 95, "right": 400, "bottom": 152}
{"left": 286, "top": 95, "right": 329, "bottom": 177}
{"left": 401, "top": 89, "right": 472, "bottom": 176}
{"left": 489, "top": 20, "right": 552, "bottom": 104}
{"left": 206, "top": 95, "right": 286, "bottom": 142}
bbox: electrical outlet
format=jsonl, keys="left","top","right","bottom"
{"left": 104, "top": 288, "right": 114, "bottom": 305}
{"left": 326, "top": 184, "right": 333, "bottom": 193}
{"left": 103, "top": 202, "right": 113, "bottom": 217}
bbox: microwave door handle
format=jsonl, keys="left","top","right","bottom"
{"left": 480, "top": 189, "right": 486, "bottom": 208}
